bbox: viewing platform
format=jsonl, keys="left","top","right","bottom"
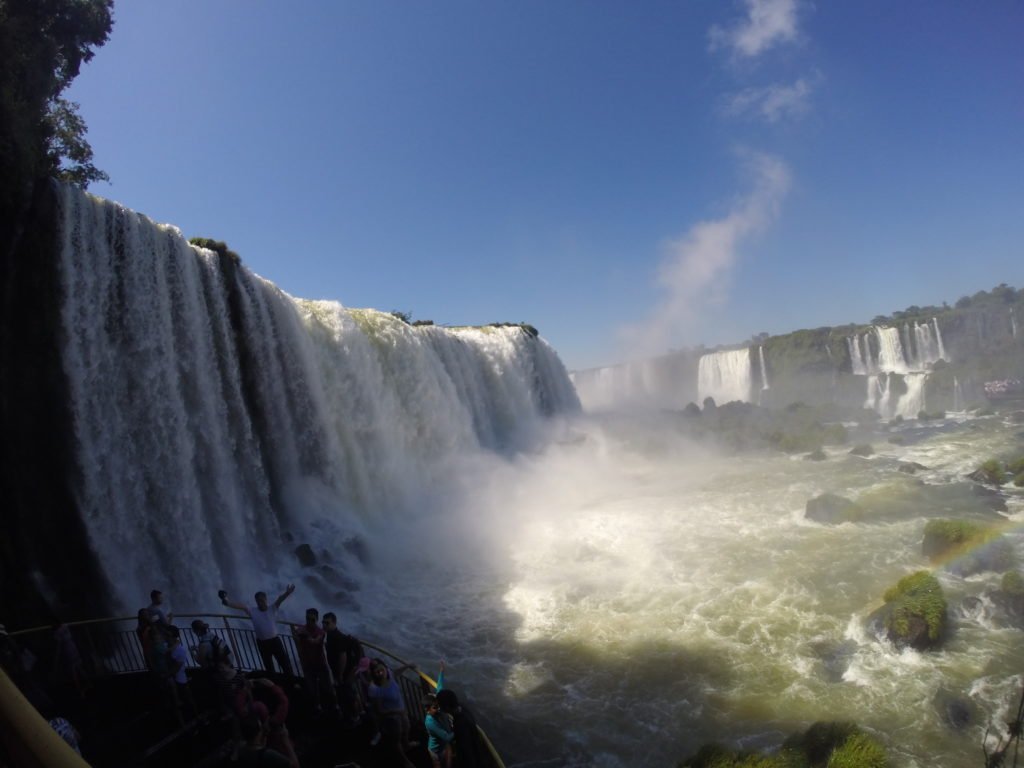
{"left": 1, "top": 614, "right": 504, "bottom": 768}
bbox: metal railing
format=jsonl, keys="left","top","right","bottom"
{"left": 8, "top": 614, "right": 506, "bottom": 767}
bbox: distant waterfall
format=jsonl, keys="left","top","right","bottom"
{"left": 847, "top": 322, "right": 946, "bottom": 375}
{"left": 56, "top": 186, "right": 579, "bottom": 611}
{"left": 1012, "top": 309, "right": 1018, "bottom": 338}
{"left": 698, "top": 349, "right": 752, "bottom": 405}
{"left": 758, "top": 346, "right": 770, "bottom": 390}
{"left": 953, "top": 376, "right": 963, "bottom": 412}
{"left": 848, "top": 336, "right": 867, "bottom": 375}
{"left": 896, "top": 373, "right": 927, "bottom": 419}
{"left": 848, "top": 321, "right": 948, "bottom": 419}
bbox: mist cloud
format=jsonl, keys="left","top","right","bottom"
{"left": 621, "top": 152, "right": 790, "bottom": 358}
{"left": 709, "top": 0, "right": 800, "bottom": 58}
{"left": 723, "top": 76, "right": 816, "bottom": 123}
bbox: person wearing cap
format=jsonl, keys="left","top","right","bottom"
{"left": 221, "top": 585, "right": 296, "bottom": 676}
{"left": 192, "top": 618, "right": 240, "bottom": 711}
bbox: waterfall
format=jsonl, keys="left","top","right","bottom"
{"left": 56, "top": 186, "right": 579, "bottom": 611}
{"left": 895, "top": 373, "right": 927, "bottom": 419}
{"left": 848, "top": 336, "right": 867, "bottom": 375}
{"left": 953, "top": 376, "right": 963, "bottom": 412}
{"left": 698, "top": 349, "right": 752, "bottom": 405}
{"left": 1011, "top": 309, "right": 1018, "bottom": 339}
{"left": 758, "top": 346, "right": 770, "bottom": 391}
{"left": 932, "top": 318, "right": 947, "bottom": 361}
{"left": 865, "top": 374, "right": 891, "bottom": 416}
{"left": 848, "top": 321, "right": 948, "bottom": 418}
{"left": 874, "top": 326, "right": 908, "bottom": 373}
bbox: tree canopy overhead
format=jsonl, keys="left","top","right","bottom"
{"left": 0, "top": 0, "right": 113, "bottom": 214}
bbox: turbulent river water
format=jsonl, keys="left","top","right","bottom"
{"left": 357, "top": 410, "right": 1024, "bottom": 768}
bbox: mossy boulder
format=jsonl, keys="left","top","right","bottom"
{"left": 854, "top": 478, "right": 1005, "bottom": 522}
{"left": 967, "top": 458, "right": 1008, "bottom": 485}
{"left": 921, "top": 520, "right": 1015, "bottom": 576}
{"left": 868, "top": 571, "right": 947, "bottom": 650}
{"left": 681, "top": 721, "right": 887, "bottom": 768}
{"left": 805, "top": 494, "right": 864, "bottom": 524}
{"left": 989, "top": 571, "right": 1024, "bottom": 629}
{"left": 849, "top": 444, "right": 874, "bottom": 457}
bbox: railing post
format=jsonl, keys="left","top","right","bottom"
{"left": 222, "top": 616, "right": 241, "bottom": 670}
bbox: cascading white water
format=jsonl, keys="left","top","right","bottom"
{"left": 697, "top": 349, "right": 752, "bottom": 405}
{"left": 849, "top": 322, "right": 947, "bottom": 418}
{"left": 56, "top": 187, "right": 579, "bottom": 611}
{"left": 847, "top": 335, "right": 867, "bottom": 375}
{"left": 932, "top": 317, "right": 947, "bottom": 360}
{"left": 874, "top": 326, "right": 908, "bottom": 373}
{"left": 1011, "top": 308, "right": 1018, "bottom": 338}
{"left": 758, "top": 346, "right": 769, "bottom": 390}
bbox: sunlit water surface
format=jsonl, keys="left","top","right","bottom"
{"left": 359, "top": 412, "right": 1024, "bottom": 768}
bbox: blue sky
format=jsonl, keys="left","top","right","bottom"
{"left": 67, "top": 1, "right": 1024, "bottom": 370}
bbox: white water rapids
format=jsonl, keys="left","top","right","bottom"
{"left": 53, "top": 187, "right": 1024, "bottom": 767}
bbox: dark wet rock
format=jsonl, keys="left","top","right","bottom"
{"left": 294, "top": 543, "right": 317, "bottom": 567}
{"left": 805, "top": 448, "right": 827, "bottom": 461}
{"left": 1009, "top": 411, "right": 1024, "bottom": 423}
{"left": 867, "top": 571, "right": 947, "bottom": 651}
{"left": 888, "top": 435, "right": 906, "bottom": 445}
{"left": 805, "top": 493, "right": 862, "bottom": 524}
{"left": 283, "top": 531, "right": 294, "bottom": 543}
{"left": 810, "top": 639, "right": 858, "bottom": 682}
{"left": 319, "top": 564, "right": 360, "bottom": 592}
{"left": 849, "top": 443, "right": 874, "bottom": 457}
{"left": 343, "top": 536, "right": 369, "bottom": 565}
{"left": 922, "top": 520, "right": 1016, "bottom": 576}
{"left": 852, "top": 478, "right": 1006, "bottom": 523}
{"left": 898, "top": 461, "right": 928, "bottom": 474}
{"left": 969, "top": 484, "right": 1008, "bottom": 512}
{"left": 989, "top": 572, "right": 1024, "bottom": 629}
{"left": 934, "top": 688, "right": 977, "bottom": 730}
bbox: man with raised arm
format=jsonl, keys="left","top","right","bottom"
{"left": 220, "top": 585, "right": 296, "bottom": 676}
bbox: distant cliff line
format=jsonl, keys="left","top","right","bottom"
{"left": 571, "top": 284, "right": 1023, "bottom": 413}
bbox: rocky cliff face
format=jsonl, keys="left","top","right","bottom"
{"left": 573, "top": 287, "right": 1024, "bottom": 414}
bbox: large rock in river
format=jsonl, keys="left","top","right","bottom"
{"left": 867, "top": 571, "right": 948, "bottom": 651}
{"left": 805, "top": 493, "right": 863, "bottom": 524}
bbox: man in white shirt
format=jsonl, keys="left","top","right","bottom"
{"left": 221, "top": 585, "right": 296, "bottom": 676}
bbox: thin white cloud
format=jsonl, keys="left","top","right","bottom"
{"left": 724, "top": 77, "right": 815, "bottom": 123}
{"left": 709, "top": 0, "right": 800, "bottom": 58}
{"left": 620, "top": 152, "right": 790, "bottom": 358}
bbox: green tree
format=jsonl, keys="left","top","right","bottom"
{"left": 0, "top": 0, "right": 113, "bottom": 215}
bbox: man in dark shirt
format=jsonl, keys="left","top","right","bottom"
{"left": 322, "top": 612, "right": 364, "bottom": 722}
{"left": 437, "top": 687, "right": 487, "bottom": 768}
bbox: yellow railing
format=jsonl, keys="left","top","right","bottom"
{"left": 0, "top": 666, "right": 90, "bottom": 768}
{"left": 7, "top": 614, "right": 506, "bottom": 767}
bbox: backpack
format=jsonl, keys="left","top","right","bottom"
{"left": 199, "top": 634, "right": 232, "bottom": 670}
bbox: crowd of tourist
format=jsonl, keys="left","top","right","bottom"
{"left": 0, "top": 585, "right": 489, "bottom": 768}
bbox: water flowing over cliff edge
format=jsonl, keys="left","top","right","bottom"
{"left": 0, "top": 183, "right": 579, "bottom": 620}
